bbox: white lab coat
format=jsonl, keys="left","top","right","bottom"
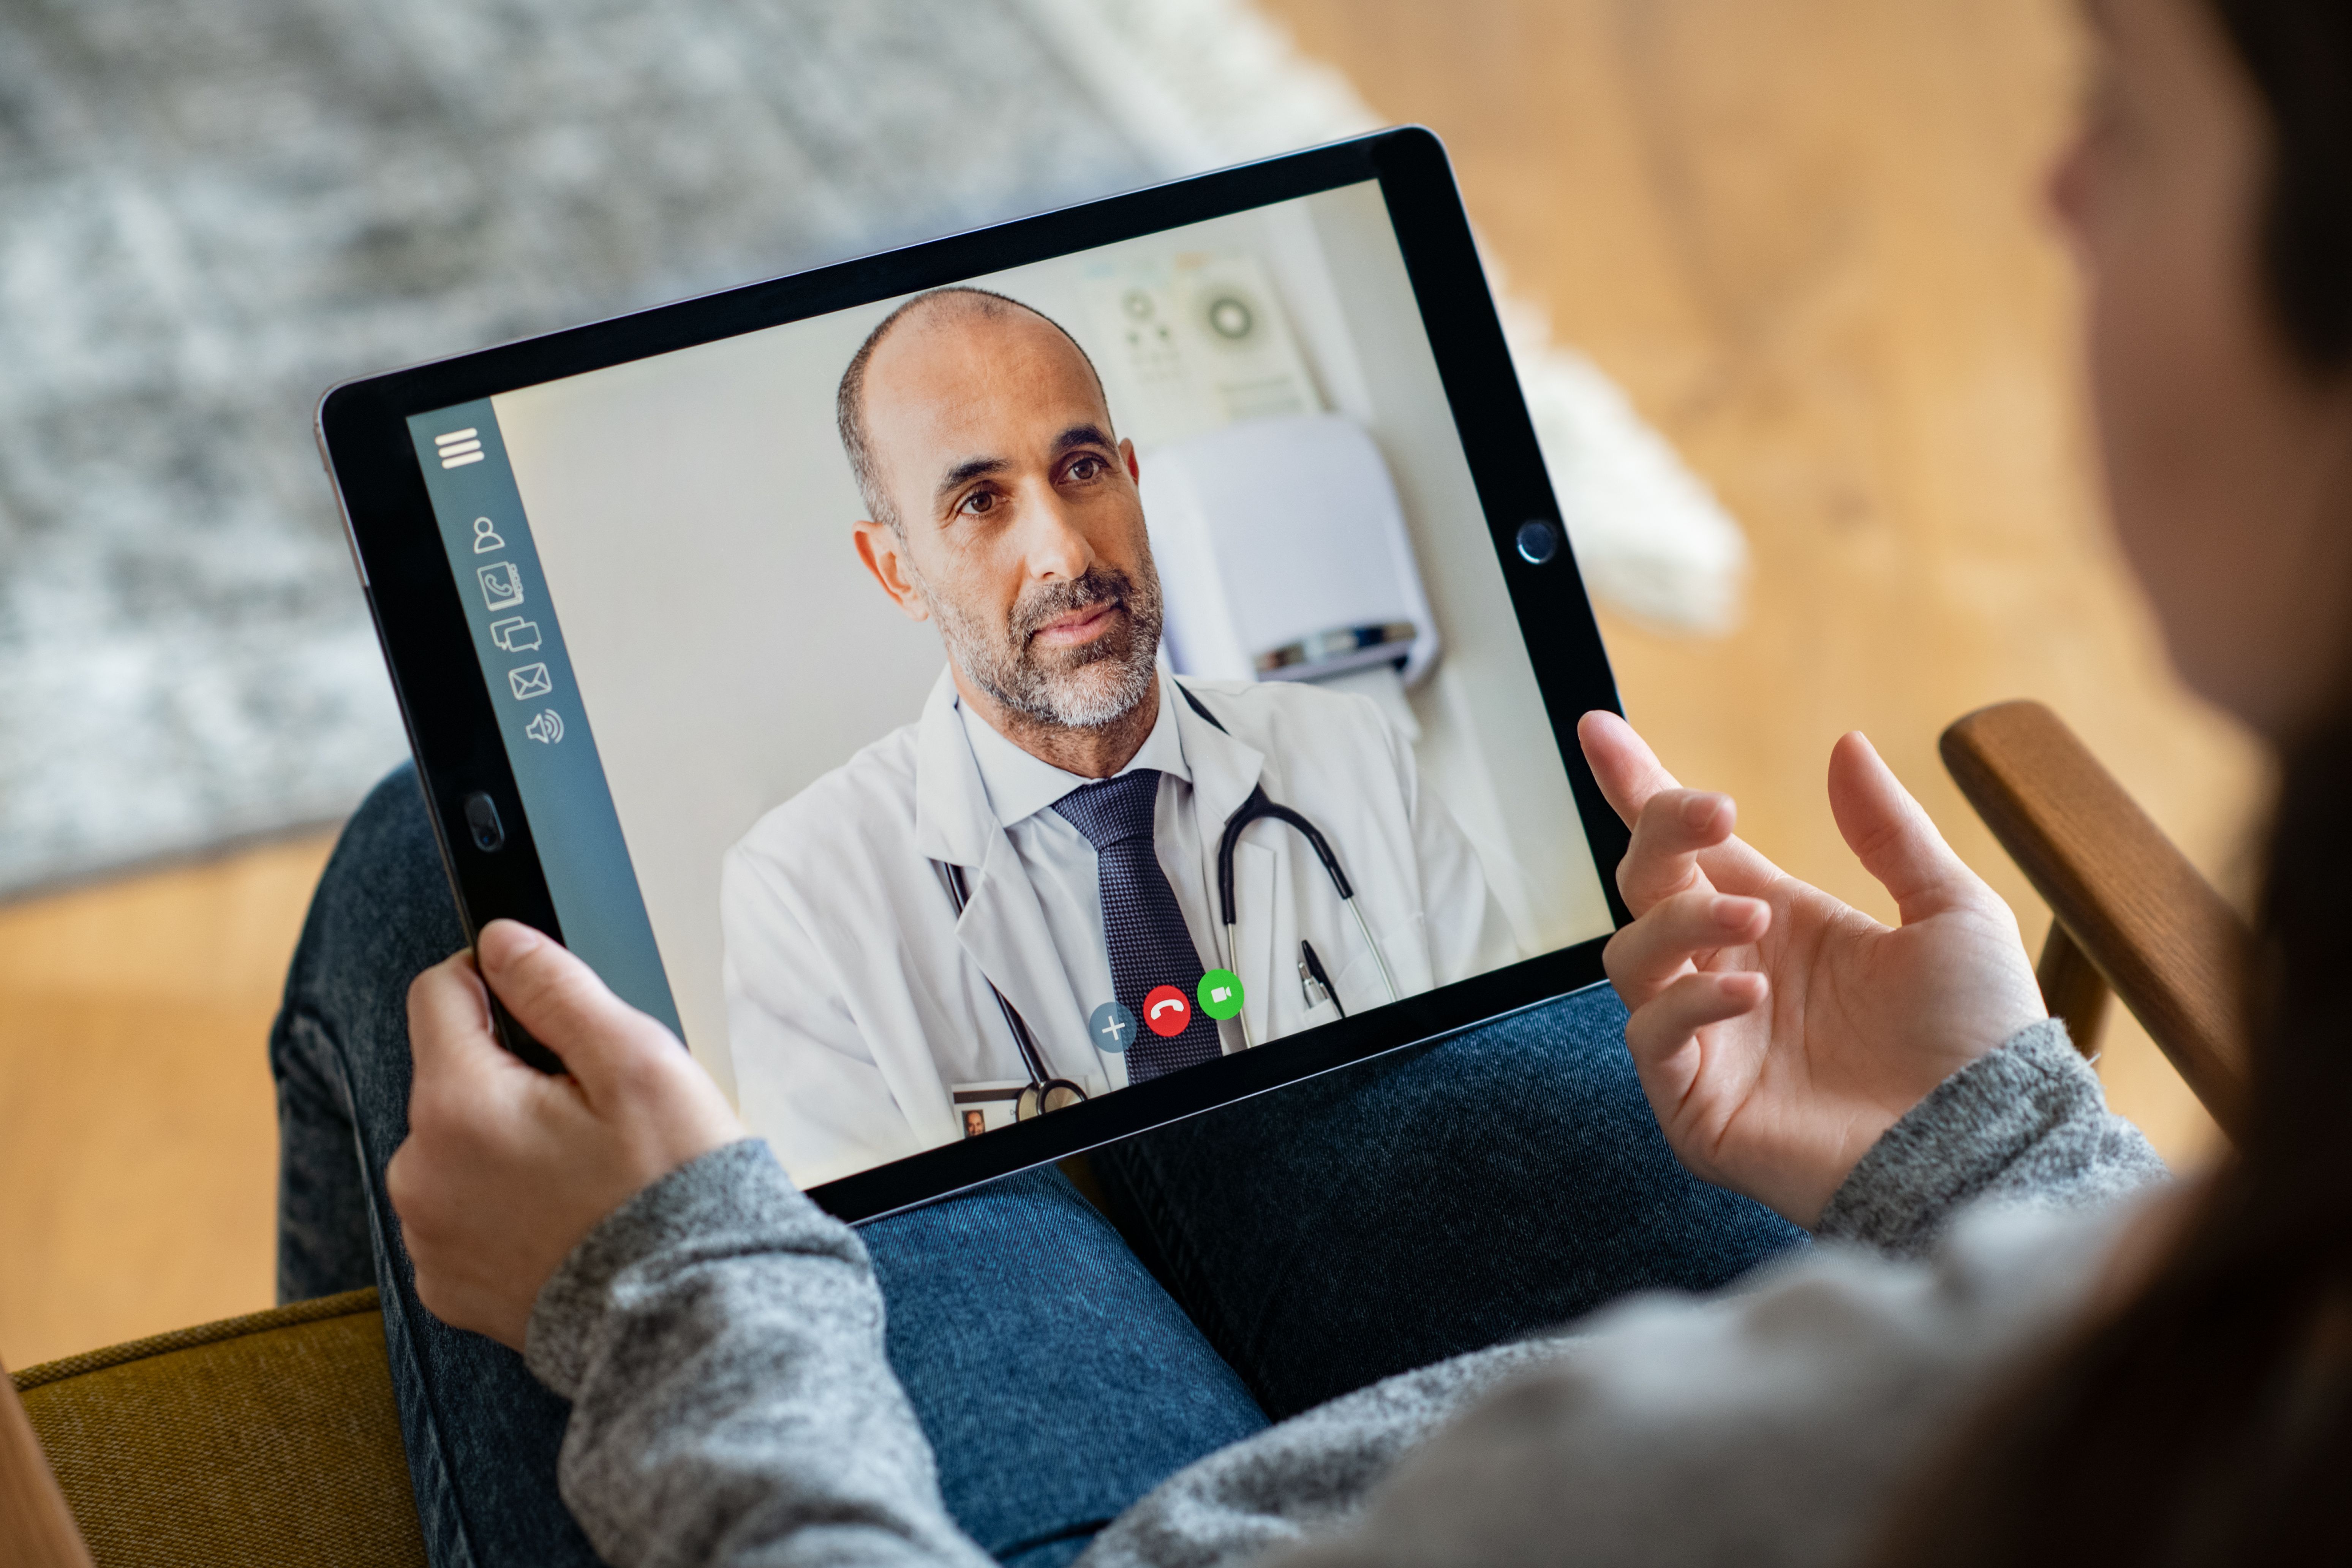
{"left": 722, "top": 667, "right": 1517, "bottom": 1188}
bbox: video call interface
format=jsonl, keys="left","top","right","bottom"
{"left": 406, "top": 178, "right": 1615, "bottom": 1190}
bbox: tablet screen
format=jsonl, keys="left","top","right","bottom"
{"left": 401, "top": 177, "right": 1614, "bottom": 1189}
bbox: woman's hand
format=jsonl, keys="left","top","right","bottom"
{"left": 387, "top": 920, "right": 746, "bottom": 1350}
{"left": 1577, "top": 711, "right": 2047, "bottom": 1226}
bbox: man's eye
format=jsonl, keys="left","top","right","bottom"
{"left": 960, "top": 490, "right": 998, "bottom": 516}
{"left": 1067, "top": 456, "right": 1104, "bottom": 481}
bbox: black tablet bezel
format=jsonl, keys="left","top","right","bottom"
{"left": 318, "top": 126, "right": 1635, "bottom": 1223}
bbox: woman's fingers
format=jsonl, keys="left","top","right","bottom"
{"left": 1577, "top": 711, "right": 1682, "bottom": 826}
{"left": 1617, "top": 787, "right": 1739, "bottom": 912}
{"left": 405, "top": 951, "right": 495, "bottom": 1081}
{"left": 1583, "top": 710, "right": 1789, "bottom": 912}
{"left": 403, "top": 950, "right": 538, "bottom": 1119}
{"left": 1579, "top": 710, "right": 1720, "bottom": 915}
{"left": 1604, "top": 888, "right": 1771, "bottom": 1004}
{"left": 1623, "top": 968, "right": 1770, "bottom": 1080}
{"left": 472, "top": 920, "right": 744, "bottom": 1155}
{"left": 1822, "top": 732, "right": 1980, "bottom": 924}
{"left": 476, "top": 920, "right": 681, "bottom": 1103}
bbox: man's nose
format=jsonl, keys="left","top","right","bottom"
{"left": 1018, "top": 484, "right": 1095, "bottom": 580}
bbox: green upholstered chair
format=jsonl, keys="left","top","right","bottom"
{"left": 5, "top": 1290, "right": 424, "bottom": 1568}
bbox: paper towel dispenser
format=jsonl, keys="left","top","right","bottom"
{"left": 1140, "top": 412, "right": 1440, "bottom": 688}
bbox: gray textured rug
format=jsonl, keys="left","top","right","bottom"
{"left": 0, "top": 0, "right": 1744, "bottom": 893}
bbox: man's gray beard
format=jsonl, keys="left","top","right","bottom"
{"left": 926, "top": 559, "right": 1164, "bottom": 732}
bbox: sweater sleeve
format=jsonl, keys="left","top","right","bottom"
{"left": 1076, "top": 1020, "right": 2171, "bottom": 1568}
{"left": 1246, "top": 1200, "right": 2140, "bottom": 1568}
{"left": 525, "top": 1138, "right": 990, "bottom": 1568}
{"left": 518, "top": 1024, "right": 2169, "bottom": 1568}
{"left": 1815, "top": 1018, "right": 2172, "bottom": 1258}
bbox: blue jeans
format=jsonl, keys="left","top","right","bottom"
{"left": 273, "top": 768, "right": 1803, "bottom": 1568}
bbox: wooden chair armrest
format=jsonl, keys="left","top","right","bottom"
{"left": 0, "top": 1356, "right": 92, "bottom": 1568}
{"left": 1940, "top": 700, "right": 2253, "bottom": 1137}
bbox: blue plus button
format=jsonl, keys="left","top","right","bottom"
{"left": 1087, "top": 1001, "right": 1140, "bottom": 1054}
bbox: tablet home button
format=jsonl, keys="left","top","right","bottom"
{"left": 1515, "top": 520, "right": 1560, "bottom": 565}
{"left": 462, "top": 792, "right": 506, "bottom": 853}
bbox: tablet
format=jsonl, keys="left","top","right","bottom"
{"left": 318, "top": 128, "right": 1633, "bottom": 1222}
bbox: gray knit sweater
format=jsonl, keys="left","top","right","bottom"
{"left": 524, "top": 1020, "right": 2168, "bottom": 1568}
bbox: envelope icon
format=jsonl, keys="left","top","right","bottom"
{"left": 507, "top": 662, "right": 552, "bottom": 700}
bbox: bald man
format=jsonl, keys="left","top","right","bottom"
{"left": 720, "top": 288, "right": 1516, "bottom": 1187}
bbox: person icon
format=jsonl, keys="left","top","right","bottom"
{"left": 962, "top": 1108, "right": 986, "bottom": 1139}
{"left": 472, "top": 517, "right": 506, "bottom": 554}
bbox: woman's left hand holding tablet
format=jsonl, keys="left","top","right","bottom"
{"left": 389, "top": 920, "right": 746, "bottom": 1350}
{"left": 1576, "top": 711, "right": 2047, "bottom": 1228}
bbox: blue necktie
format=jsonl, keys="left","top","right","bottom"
{"left": 1053, "top": 769, "right": 1222, "bottom": 1082}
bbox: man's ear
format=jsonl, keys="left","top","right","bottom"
{"left": 852, "top": 520, "right": 932, "bottom": 623}
{"left": 1121, "top": 437, "right": 1139, "bottom": 485}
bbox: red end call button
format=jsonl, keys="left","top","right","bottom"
{"left": 1142, "top": 985, "right": 1192, "bottom": 1037}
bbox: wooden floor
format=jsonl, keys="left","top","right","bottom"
{"left": 0, "top": 0, "right": 2264, "bottom": 1371}
{"left": 0, "top": 835, "right": 335, "bottom": 1369}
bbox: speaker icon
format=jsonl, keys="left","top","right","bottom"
{"left": 523, "top": 709, "right": 564, "bottom": 745}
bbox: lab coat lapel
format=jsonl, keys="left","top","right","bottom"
{"left": 953, "top": 835, "right": 1095, "bottom": 1078}
{"left": 910, "top": 665, "right": 1094, "bottom": 1078}
{"left": 912, "top": 668, "right": 991, "bottom": 869}
{"left": 1170, "top": 679, "right": 1268, "bottom": 836}
{"left": 1171, "top": 679, "right": 1275, "bottom": 1043}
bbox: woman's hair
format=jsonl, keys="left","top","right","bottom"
{"left": 1873, "top": 3, "right": 2352, "bottom": 1560}
{"left": 2222, "top": 0, "right": 2352, "bottom": 368}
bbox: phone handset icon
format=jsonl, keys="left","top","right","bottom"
{"left": 477, "top": 562, "right": 524, "bottom": 611}
{"left": 1142, "top": 985, "right": 1192, "bottom": 1037}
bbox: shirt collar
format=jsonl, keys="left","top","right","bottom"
{"left": 957, "top": 670, "right": 1192, "bottom": 830}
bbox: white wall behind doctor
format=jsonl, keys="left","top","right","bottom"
{"left": 497, "top": 314, "right": 936, "bottom": 1097}
{"left": 496, "top": 180, "right": 1611, "bottom": 1099}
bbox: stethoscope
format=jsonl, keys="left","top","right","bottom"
{"left": 937, "top": 858, "right": 1090, "bottom": 1121}
{"left": 931, "top": 683, "right": 1401, "bottom": 1119}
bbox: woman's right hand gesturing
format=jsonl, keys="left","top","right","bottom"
{"left": 1576, "top": 711, "right": 2049, "bottom": 1227}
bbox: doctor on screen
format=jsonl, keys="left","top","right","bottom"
{"left": 721, "top": 286, "right": 1517, "bottom": 1187}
